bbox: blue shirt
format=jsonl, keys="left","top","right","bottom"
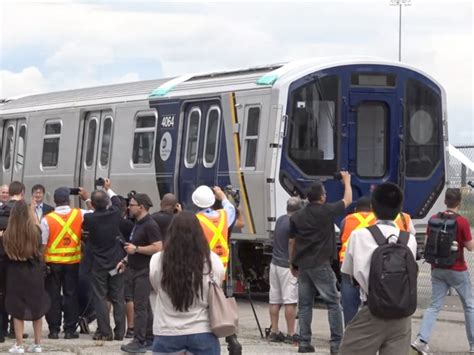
{"left": 199, "top": 199, "right": 236, "bottom": 229}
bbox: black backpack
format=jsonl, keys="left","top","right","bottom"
{"left": 367, "top": 225, "right": 418, "bottom": 319}
{"left": 425, "top": 212, "right": 458, "bottom": 267}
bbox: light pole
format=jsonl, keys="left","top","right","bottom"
{"left": 390, "top": 0, "right": 412, "bottom": 62}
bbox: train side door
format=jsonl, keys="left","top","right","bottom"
{"left": 178, "top": 101, "right": 222, "bottom": 210}
{"left": 347, "top": 92, "right": 398, "bottom": 197}
{"left": 79, "top": 111, "right": 114, "bottom": 191}
{"left": 1, "top": 118, "right": 27, "bottom": 183}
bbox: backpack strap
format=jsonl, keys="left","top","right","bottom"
{"left": 367, "top": 225, "right": 387, "bottom": 246}
{"left": 397, "top": 230, "right": 410, "bottom": 246}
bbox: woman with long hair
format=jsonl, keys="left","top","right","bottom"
{"left": 149, "top": 211, "right": 225, "bottom": 355}
{"left": 2, "top": 200, "right": 50, "bottom": 353}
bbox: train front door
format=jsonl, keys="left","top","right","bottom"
{"left": 79, "top": 111, "right": 114, "bottom": 192}
{"left": 347, "top": 92, "right": 399, "bottom": 198}
{"left": 1, "top": 118, "right": 27, "bottom": 184}
{"left": 178, "top": 101, "right": 222, "bottom": 210}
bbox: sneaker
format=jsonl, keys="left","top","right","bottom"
{"left": 26, "top": 344, "right": 42, "bottom": 353}
{"left": 284, "top": 334, "right": 300, "bottom": 345}
{"left": 9, "top": 343, "right": 25, "bottom": 353}
{"left": 411, "top": 338, "right": 430, "bottom": 355}
{"left": 121, "top": 341, "right": 147, "bottom": 353}
{"left": 64, "top": 332, "right": 79, "bottom": 339}
{"left": 470, "top": 344, "right": 474, "bottom": 353}
{"left": 298, "top": 344, "right": 315, "bottom": 353}
{"left": 269, "top": 331, "right": 286, "bottom": 343}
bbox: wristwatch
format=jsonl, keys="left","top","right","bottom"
{"left": 135, "top": 245, "right": 139, "bottom": 253}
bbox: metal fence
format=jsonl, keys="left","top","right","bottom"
{"left": 417, "top": 144, "right": 474, "bottom": 310}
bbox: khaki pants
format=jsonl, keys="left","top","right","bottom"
{"left": 339, "top": 306, "right": 411, "bottom": 355}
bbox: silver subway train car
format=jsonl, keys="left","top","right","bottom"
{"left": 0, "top": 57, "right": 448, "bottom": 290}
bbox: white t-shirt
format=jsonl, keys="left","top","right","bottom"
{"left": 341, "top": 221, "right": 417, "bottom": 302}
{"left": 149, "top": 251, "right": 225, "bottom": 336}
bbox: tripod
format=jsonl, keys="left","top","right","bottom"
{"left": 228, "top": 240, "right": 264, "bottom": 339}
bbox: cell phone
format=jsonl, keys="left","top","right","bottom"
{"left": 69, "top": 188, "right": 80, "bottom": 195}
{"left": 109, "top": 268, "right": 118, "bottom": 277}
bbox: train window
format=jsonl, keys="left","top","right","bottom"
{"left": 405, "top": 79, "right": 442, "bottom": 178}
{"left": 356, "top": 102, "right": 387, "bottom": 177}
{"left": 288, "top": 75, "right": 338, "bottom": 176}
{"left": 203, "top": 106, "right": 220, "bottom": 167}
{"left": 15, "top": 124, "right": 27, "bottom": 171}
{"left": 3, "top": 126, "right": 14, "bottom": 171}
{"left": 351, "top": 73, "right": 396, "bottom": 87}
{"left": 100, "top": 117, "right": 113, "bottom": 167}
{"left": 85, "top": 118, "right": 97, "bottom": 167}
{"left": 185, "top": 108, "right": 201, "bottom": 167}
{"left": 132, "top": 114, "right": 157, "bottom": 165}
{"left": 243, "top": 106, "right": 261, "bottom": 168}
{"left": 42, "top": 121, "right": 61, "bottom": 167}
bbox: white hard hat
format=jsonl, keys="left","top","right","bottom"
{"left": 192, "top": 185, "right": 215, "bottom": 209}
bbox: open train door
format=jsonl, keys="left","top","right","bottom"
{"left": 79, "top": 111, "right": 114, "bottom": 192}
{"left": 1, "top": 118, "right": 27, "bottom": 184}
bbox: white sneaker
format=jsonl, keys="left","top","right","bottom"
{"left": 26, "top": 344, "right": 42, "bottom": 353}
{"left": 411, "top": 338, "right": 430, "bottom": 355}
{"left": 9, "top": 343, "right": 25, "bottom": 353}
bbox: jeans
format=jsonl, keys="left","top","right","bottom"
{"left": 418, "top": 268, "right": 474, "bottom": 346}
{"left": 298, "top": 262, "right": 343, "bottom": 351}
{"left": 153, "top": 332, "right": 220, "bottom": 355}
{"left": 130, "top": 267, "right": 154, "bottom": 344}
{"left": 341, "top": 273, "right": 361, "bottom": 327}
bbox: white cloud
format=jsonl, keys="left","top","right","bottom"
{"left": 1, "top": 0, "right": 472, "bottom": 142}
{"left": 0, "top": 66, "right": 48, "bottom": 98}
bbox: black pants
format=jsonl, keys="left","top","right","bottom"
{"left": 130, "top": 267, "right": 153, "bottom": 344}
{"left": 91, "top": 267, "right": 125, "bottom": 338}
{"left": 45, "top": 263, "right": 79, "bottom": 333}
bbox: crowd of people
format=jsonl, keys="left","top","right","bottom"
{"left": 0, "top": 180, "right": 242, "bottom": 354}
{"left": 268, "top": 172, "right": 473, "bottom": 354}
{"left": 0, "top": 174, "right": 472, "bottom": 354}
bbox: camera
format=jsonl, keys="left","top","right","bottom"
{"left": 223, "top": 185, "right": 241, "bottom": 207}
{"left": 125, "top": 190, "right": 137, "bottom": 207}
{"left": 69, "top": 188, "right": 80, "bottom": 195}
{"left": 95, "top": 177, "right": 105, "bottom": 188}
{"left": 333, "top": 172, "right": 342, "bottom": 180}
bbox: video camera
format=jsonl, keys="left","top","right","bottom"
{"left": 468, "top": 181, "right": 474, "bottom": 189}
{"left": 125, "top": 190, "right": 137, "bottom": 208}
{"left": 95, "top": 177, "right": 105, "bottom": 188}
{"left": 223, "top": 185, "right": 241, "bottom": 207}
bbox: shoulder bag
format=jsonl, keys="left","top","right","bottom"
{"left": 208, "top": 271, "right": 239, "bottom": 337}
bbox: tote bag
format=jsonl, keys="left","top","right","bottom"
{"left": 208, "top": 271, "right": 239, "bottom": 337}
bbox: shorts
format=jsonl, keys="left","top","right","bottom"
{"left": 269, "top": 263, "right": 298, "bottom": 304}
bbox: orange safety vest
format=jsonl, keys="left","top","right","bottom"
{"left": 395, "top": 212, "right": 413, "bottom": 232}
{"left": 44, "top": 208, "right": 83, "bottom": 264}
{"left": 339, "top": 212, "right": 376, "bottom": 263}
{"left": 196, "top": 210, "right": 229, "bottom": 272}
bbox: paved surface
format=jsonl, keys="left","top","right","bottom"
{"left": 0, "top": 299, "right": 469, "bottom": 354}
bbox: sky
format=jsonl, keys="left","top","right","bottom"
{"left": 0, "top": 0, "right": 473, "bottom": 144}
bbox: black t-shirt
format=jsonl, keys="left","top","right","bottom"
{"left": 150, "top": 210, "right": 174, "bottom": 243}
{"left": 290, "top": 200, "right": 345, "bottom": 269}
{"left": 128, "top": 214, "right": 162, "bottom": 270}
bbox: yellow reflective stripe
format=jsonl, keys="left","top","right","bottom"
{"left": 196, "top": 213, "right": 229, "bottom": 251}
{"left": 353, "top": 213, "right": 375, "bottom": 228}
{"left": 48, "top": 209, "right": 80, "bottom": 249}
{"left": 46, "top": 246, "right": 81, "bottom": 254}
{"left": 45, "top": 254, "right": 81, "bottom": 263}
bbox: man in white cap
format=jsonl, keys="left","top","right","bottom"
{"left": 192, "top": 185, "right": 241, "bottom": 354}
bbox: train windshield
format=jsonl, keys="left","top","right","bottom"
{"left": 405, "top": 79, "right": 442, "bottom": 178}
{"left": 287, "top": 75, "right": 339, "bottom": 176}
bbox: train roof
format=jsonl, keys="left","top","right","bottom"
{"left": 0, "top": 56, "right": 444, "bottom": 115}
{"left": 149, "top": 56, "right": 445, "bottom": 99}
{"left": 0, "top": 78, "right": 170, "bottom": 115}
